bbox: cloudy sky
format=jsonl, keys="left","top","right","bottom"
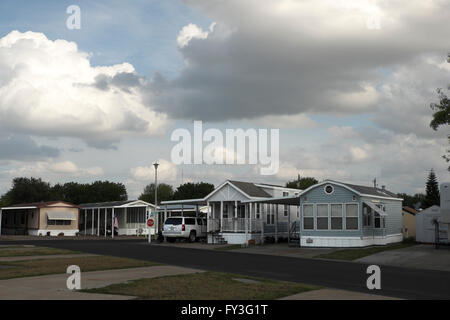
{"left": 0, "top": 0, "right": 448, "bottom": 198}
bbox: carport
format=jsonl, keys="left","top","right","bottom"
{"left": 79, "top": 200, "right": 156, "bottom": 238}
{"left": 241, "top": 195, "right": 300, "bottom": 245}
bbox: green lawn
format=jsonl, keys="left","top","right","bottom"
{"left": 84, "top": 272, "right": 320, "bottom": 300}
{"left": 213, "top": 244, "right": 243, "bottom": 251}
{"left": 0, "top": 247, "right": 80, "bottom": 257}
{"left": 314, "top": 242, "right": 416, "bottom": 261}
{"left": 0, "top": 256, "right": 159, "bottom": 280}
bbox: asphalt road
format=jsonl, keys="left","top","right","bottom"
{"left": 4, "top": 239, "right": 450, "bottom": 299}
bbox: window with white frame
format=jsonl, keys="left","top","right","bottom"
{"left": 345, "top": 203, "right": 358, "bottom": 230}
{"left": 331, "top": 204, "right": 343, "bottom": 230}
{"left": 316, "top": 204, "right": 329, "bottom": 230}
{"left": 303, "top": 204, "right": 314, "bottom": 230}
{"left": 284, "top": 205, "right": 288, "bottom": 217}
{"left": 283, "top": 191, "right": 289, "bottom": 197}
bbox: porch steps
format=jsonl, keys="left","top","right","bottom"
{"left": 212, "top": 234, "right": 228, "bottom": 245}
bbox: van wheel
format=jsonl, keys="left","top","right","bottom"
{"left": 189, "top": 231, "right": 196, "bottom": 243}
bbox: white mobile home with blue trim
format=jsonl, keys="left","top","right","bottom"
{"left": 299, "top": 180, "right": 403, "bottom": 247}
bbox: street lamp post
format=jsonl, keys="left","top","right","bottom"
{"left": 150, "top": 161, "right": 159, "bottom": 244}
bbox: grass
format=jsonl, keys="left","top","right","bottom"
{"left": 83, "top": 271, "right": 320, "bottom": 300}
{"left": 0, "top": 256, "right": 158, "bottom": 280}
{"left": 214, "top": 244, "right": 243, "bottom": 251}
{"left": 314, "top": 242, "right": 416, "bottom": 261}
{"left": 0, "top": 246, "right": 80, "bottom": 257}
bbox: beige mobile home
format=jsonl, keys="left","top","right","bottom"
{"left": 0, "top": 201, "right": 79, "bottom": 236}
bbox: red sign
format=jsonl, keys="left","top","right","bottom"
{"left": 147, "top": 218, "right": 154, "bottom": 227}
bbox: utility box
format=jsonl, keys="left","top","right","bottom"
{"left": 441, "top": 183, "right": 450, "bottom": 224}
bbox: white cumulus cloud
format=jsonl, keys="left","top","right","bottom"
{"left": 0, "top": 30, "right": 169, "bottom": 148}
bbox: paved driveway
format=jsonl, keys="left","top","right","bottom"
{"left": 356, "top": 244, "right": 450, "bottom": 272}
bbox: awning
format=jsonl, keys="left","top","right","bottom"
{"left": 46, "top": 211, "right": 76, "bottom": 221}
{"left": 363, "top": 202, "right": 388, "bottom": 216}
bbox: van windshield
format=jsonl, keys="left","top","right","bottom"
{"left": 165, "top": 218, "right": 182, "bottom": 225}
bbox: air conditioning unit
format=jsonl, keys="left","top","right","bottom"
{"left": 441, "top": 183, "right": 450, "bottom": 224}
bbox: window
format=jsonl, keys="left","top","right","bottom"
{"left": 284, "top": 205, "right": 288, "bottom": 217}
{"left": 316, "top": 204, "right": 329, "bottom": 230}
{"left": 164, "top": 218, "right": 182, "bottom": 225}
{"left": 352, "top": 195, "right": 357, "bottom": 201}
{"left": 266, "top": 213, "right": 274, "bottom": 225}
{"left": 303, "top": 204, "right": 314, "bottom": 230}
{"left": 126, "top": 207, "right": 146, "bottom": 223}
{"left": 47, "top": 219, "right": 71, "bottom": 226}
{"left": 345, "top": 204, "right": 358, "bottom": 230}
{"left": 331, "top": 204, "right": 343, "bottom": 230}
{"left": 283, "top": 192, "right": 289, "bottom": 197}
{"left": 324, "top": 184, "right": 334, "bottom": 195}
{"left": 256, "top": 203, "right": 260, "bottom": 213}
{"left": 184, "top": 218, "right": 196, "bottom": 225}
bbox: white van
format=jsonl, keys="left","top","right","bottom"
{"left": 162, "top": 217, "right": 207, "bottom": 242}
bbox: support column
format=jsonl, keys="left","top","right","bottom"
{"left": 220, "top": 201, "right": 224, "bottom": 232}
{"left": 249, "top": 203, "right": 253, "bottom": 235}
{"left": 206, "top": 201, "right": 210, "bottom": 233}
{"left": 164, "top": 205, "right": 167, "bottom": 224}
{"left": 111, "top": 208, "right": 115, "bottom": 239}
{"left": 97, "top": 208, "right": 100, "bottom": 236}
{"left": 261, "top": 204, "right": 265, "bottom": 245}
{"left": 0, "top": 209, "right": 3, "bottom": 236}
{"left": 245, "top": 203, "right": 248, "bottom": 246}
{"left": 287, "top": 205, "right": 291, "bottom": 244}
{"left": 104, "top": 208, "right": 107, "bottom": 237}
{"left": 84, "top": 210, "right": 87, "bottom": 235}
{"left": 91, "top": 209, "right": 94, "bottom": 235}
{"left": 275, "top": 204, "right": 278, "bottom": 243}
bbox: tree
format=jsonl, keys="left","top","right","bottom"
{"left": 430, "top": 53, "right": 450, "bottom": 171}
{"left": 423, "top": 169, "right": 440, "bottom": 208}
{"left": 173, "top": 182, "right": 215, "bottom": 200}
{"left": 2, "top": 177, "right": 53, "bottom": 205}
{"left": 286, "top": 174, "right": 318, "bottom": 190}
{"left": 397, "top": 192, "right": 425, "bottom": 209}
{"left": 139, "top": 183, "right": 174, "bottom": 205}
{"left": 0, "top": 178, "right": 128, "bottom": 206}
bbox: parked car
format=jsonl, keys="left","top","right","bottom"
{"left": 163, "top": 217, "right": 206, "bottom": 242}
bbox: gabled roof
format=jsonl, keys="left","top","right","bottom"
{"left": 301, "top": 180, "right": 402, "bottom": 201}
{"left": 227, "top": 180, "right": 272, "bottom": 198}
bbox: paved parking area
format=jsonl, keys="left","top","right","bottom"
{"left": 356, "top": 244, "right": 450, "bottom": 272}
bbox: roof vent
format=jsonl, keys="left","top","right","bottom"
{"left": 381, "top": 185, "right": 385, "bottom": 191}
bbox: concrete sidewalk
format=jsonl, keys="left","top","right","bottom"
{"left": 356, "top": 244, "right": 450, "bottom": 272}
{"left": 280, "top": 288, "right": 401, "bottom": 300}
{"left": 0, "top": 265, "right": 202, "bottom": 300}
